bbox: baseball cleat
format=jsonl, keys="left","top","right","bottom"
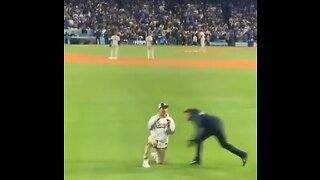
{"left": 142, "top": 159, "right": 150, "bottom": 168}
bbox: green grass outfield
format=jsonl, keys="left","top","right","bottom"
{"left": 64, "top": 45, "right": 257, "bottom": 180}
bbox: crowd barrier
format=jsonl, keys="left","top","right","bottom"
{"left": 64, "top": 36, "right": 255, "bottom": 47}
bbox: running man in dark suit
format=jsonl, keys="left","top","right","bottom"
{"left": 184, "top": 108, "right": 248, "bottom": 166}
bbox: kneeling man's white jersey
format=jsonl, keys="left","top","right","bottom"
{"left": 148, "top": 114, "right": 175, "bottom": 148}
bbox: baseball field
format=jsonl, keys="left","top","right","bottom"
{"left": 64, "top": 45, "right": 257, "bottom": 180}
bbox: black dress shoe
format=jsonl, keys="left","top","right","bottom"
{"left": 242, "top": 153, "right": 248, "bottom": 166}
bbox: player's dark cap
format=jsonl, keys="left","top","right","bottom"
{"left": 184, "top": 108, "right": 200, "bottom": 114}
{"left": 158, "top": 102, "right": 169, "bottom": 109}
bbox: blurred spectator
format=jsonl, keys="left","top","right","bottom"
{"left": 94, "top": 29, "right": 102, "bottom": 44}
{"left": 192, "top": 34, "right": 197, "bottom": 46}
{"left": 104, "top": 30, "right": 110, "bottom": 45}
{"left": 81, "top": 27, "right": 87, "bottom": 35}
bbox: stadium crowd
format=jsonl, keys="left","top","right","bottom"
{"left": 64, "top": 0, "right": 257, "bottom": 45}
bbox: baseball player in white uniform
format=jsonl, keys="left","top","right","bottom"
{"left": 146, "top": 33, "right": 154, "bottom": 60}
{"left": 199, "top": 30, "right": 205, "bottom": 48}
{"left": 109, "top": 32, "right": 120, "bottom": 60}
{"left": 142, "top": 103, "right": 176, "bottom": 168}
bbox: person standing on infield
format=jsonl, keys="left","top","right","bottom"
{"left": 184, "top": 108, "right": 248, "bottom": 166}
{"left": 146, "top": 32, "right": 155, "bottom": 60}
{"left": 142, "top": 103, "right": 176, "bottom": 168}
{"left": 109, "top": 31, "right": 120, "bottom": 60}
